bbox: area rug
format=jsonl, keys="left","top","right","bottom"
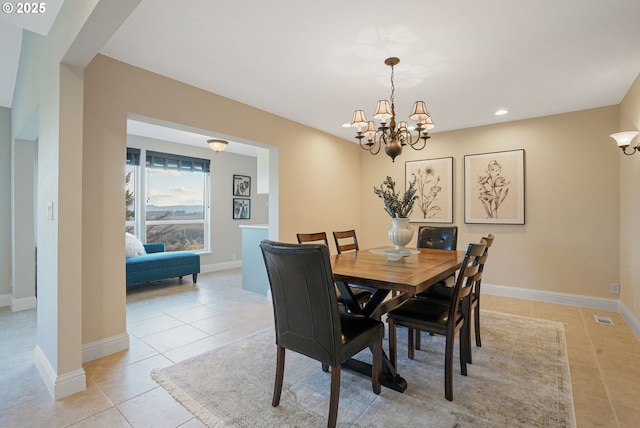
{"left": 152, "top": 311, "right": 576, "bottom": 427}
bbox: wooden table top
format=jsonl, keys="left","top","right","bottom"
{"left": 331, "top": 247, "right": 466, "bottom": 295}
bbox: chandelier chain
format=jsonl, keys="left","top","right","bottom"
{"left": 390, "top": 64, "right": 395, "bottom": 106}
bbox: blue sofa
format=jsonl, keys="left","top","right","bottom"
{"left": 126, "top": 243, "right": 200, "bottom": 286}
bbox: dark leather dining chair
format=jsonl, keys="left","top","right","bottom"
{"left": 386, "top": 240, "right": 486, "bottom": 401}
{"left": 297, "top": 232, "right": 372, "bottom": 307}
{"left": 416, "top": 225, "right": 458, "bottom": 251}
{"left": 416, "top": 234, "right": 494, "bottom": 361}
{"left": 260, "top": 240, "right": 384, "bottom": 428}
{"left": 413, "top": 225, "right": 458, "bottom": 349}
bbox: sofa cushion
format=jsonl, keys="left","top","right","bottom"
{"left": 126, "top": 251, "right": 200, "bottom": 273}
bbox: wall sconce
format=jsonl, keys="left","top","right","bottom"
{"left": 610, "top": 131, "right": 640, "bottom": 155}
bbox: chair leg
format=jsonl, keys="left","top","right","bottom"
{"left": 415, "top": 330, "right": 421, "bottom": 350}
{"left": 388, "top": 319, "right": 397, "bottom": 368}
{"left": 474, "top": 306, "right": 482, "bottom": 347}
{"left": 272, "top": 346, "right": 285, "bottom": 407}
{"left": 328, "top": 365, "right": 341, "bottom": 428}
{"left": 322, "top": 363, "right": 329, "bottom": 372}
{"left": 444, "top": 334, "right": 454, "bottom": 401}
{"left": 461, "top": 310, "right": 472, "bottom": 367}
{"left": 371, "top": 339, "right": 382, "bottom": 395}
{"left": 460, "top": 327, "right": 469, "bottom": 376}
{"left": 407, "top": 328, "right": 415, "bottom": 360}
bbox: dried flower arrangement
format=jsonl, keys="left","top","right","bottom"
{"left": 373, "top": 176, "right": 418, "bottom": 218}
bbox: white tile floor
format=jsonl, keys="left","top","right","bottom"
{"left": 1, "top": 268, "right": 639, "bottom": 427}
{"left": 0, "top": 268, "right": 273, "bottom": 427}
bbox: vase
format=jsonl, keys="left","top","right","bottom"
{"left": 388, "top": 217, "right": 414, "bottom": 250}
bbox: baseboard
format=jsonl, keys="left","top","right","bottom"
{"left": 483, "top": 283, "right": 640, "bottom": 340}
{"left": 11, "top": 296, "right": 37, "bottom": 311}
{"left": 0, "top": 293, "right": 10, "bottom": 307}
{"left": 82, "top": 332, "right": 130, "bottom": 363}
{"left": 34, "top": 345, "right": 87, "bottom": 400}
{"left": 619, "top": 301, "right": 640, "bottom": 340}
{"left": 483, "top": 283, "right": 619, "bottom": 311}
{"left": 201, "top": 260, "right": 242, "bottom": 273}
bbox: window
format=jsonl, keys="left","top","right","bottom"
{"left": 125, "top": 148, "right": 139, "bottom": 235}
{"left": 126, "top": 148, "right": 210, "bottom": 252}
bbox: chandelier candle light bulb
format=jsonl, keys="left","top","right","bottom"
{"left": 351, "top": 57, "right": 434, "bottom": 162}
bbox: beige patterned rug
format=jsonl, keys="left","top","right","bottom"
{"left": 152, "top": 311, "right": 575, "bottom": 427}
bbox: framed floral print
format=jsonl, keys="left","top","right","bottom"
{"left": 405, "top": 157, "right": 453, "bottom": 223}
{"left": 464, "top": 149, "right": 525, "bottom": 224}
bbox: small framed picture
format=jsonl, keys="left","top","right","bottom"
{"left": 233, "top": 198, "right": 251, "bottom": 219}
{"left": 233, "top": 175, "right": 251, "bottom": 197}
{"left": 464, "top": 149, "right": 525, "bottom": 224}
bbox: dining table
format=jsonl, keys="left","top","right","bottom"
{"left": 331, "top": 246, "right": 466, "bottom": 393}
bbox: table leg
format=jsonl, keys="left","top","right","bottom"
{"left": 336, "top": 282, "right": 408, "bottom": 393}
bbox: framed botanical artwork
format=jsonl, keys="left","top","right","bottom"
{"left": 464, "top": 149, "right": 525, "bottom": 224}
{"left": 233, "top": 198, "right": 251, "bottom": 219}
{"left": 233, "top": 174, "right": 251, "bottom": 197}
{"left": 405, "top": 157, "right": 453, "bottom": 223}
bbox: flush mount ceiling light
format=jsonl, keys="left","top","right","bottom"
{"left": 351, "top": 57, "right": 434, "bottom": 162}
{"left": 609, "top": 131, "right": 640, "bottom": 156}
{"left": 207, "top": 139, "right": 228, "bottom": 153}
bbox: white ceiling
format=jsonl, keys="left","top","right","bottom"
{"left": 3, "top": 0, "right": 640, "bottom": 152}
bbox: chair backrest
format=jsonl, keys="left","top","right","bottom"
{"left": 296, "top": 232, "right": 329, "bottom": 246}
{"left": 259, "top": 240, "right": 343, "bottom": 366}
{"left": 416, "top": 226, "right": 458, "bottom": 250}
{"left": 447, "top": 241, "right": 487, "bottom": 324}
{"left": 333, "top": 230, "right": 359, "bottom": 254}
{"left": 472, "top": 234, "right": 495, "bottom": 297}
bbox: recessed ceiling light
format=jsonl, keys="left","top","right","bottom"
{"left": 342, "top": 123, "right": 352, "bottom": 128}
{"left": 494, "top": 109, "right": 509, "bottom": 116}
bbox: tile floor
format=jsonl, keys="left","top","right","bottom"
{"left": 0, "top": 269, "right": 639, "bottom": 427}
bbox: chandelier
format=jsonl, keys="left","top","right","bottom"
{"left": 351, "top": 57, "right": 434, "bottom": 162}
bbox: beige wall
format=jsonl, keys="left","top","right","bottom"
{"left": 84, "top": 52, "right": 622, "bottom": 314}
{"left": 82, "top": 55, "right": 363, "bottom": 344}
{"left": 618, "top": 73, "right": 640, "bottom": 320}
{"left": 358, "top": 106, "right": 620, "bottom": 298}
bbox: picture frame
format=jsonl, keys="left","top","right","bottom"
{"left": 405, "top": 157, "right": 454, "bottom": 223}
{"left": 233, "top": 198, "right": 251, "bottom": 219}
{"left": 233, "top": 174, "right": 251, "bottom": 197}
{"left": 464, "top": 149, "right": 525, "bottom": 224}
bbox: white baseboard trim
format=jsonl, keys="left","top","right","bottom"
{"left": 619, "top": 301, "right": 640, "bottom": 340}
{"left": 483, "top": 283, "right": 619, "bottom": 311}
{"left": 0, "top": 293, "right": 10, "bottom": 307}
{"left": 11, "top": 296, "right": 37, "bottom": 311}
{"left": 34, "top": 345, "right": 87, "bottom": 400}
{"left": 483, "top": 283, "right": 640, "bottom": 340}
{"left": 201, "top": 260, "right": 242, "bottom": 273}
{"left": 82, "top": 332, "right": 130, "bottom": 363}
